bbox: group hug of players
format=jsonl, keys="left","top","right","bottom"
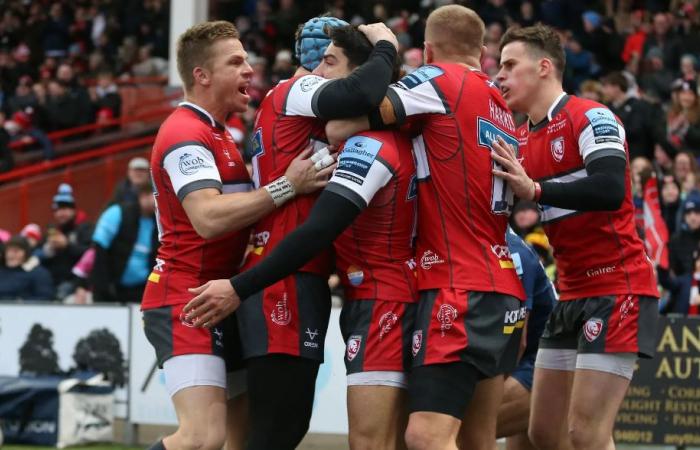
{"left": 139, "top": 5, "right": 660, "bottom": 450}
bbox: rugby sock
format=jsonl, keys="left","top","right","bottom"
{"left": 146, "top": 439, "right": 166, "bottom": 450}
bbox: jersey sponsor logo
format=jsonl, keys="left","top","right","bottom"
{"left": 178, "top": 152, "right": 211, "bottom": 175}
{"left": 406, "top": 174, "right": 418, "bottom": 201}
{"left": 397, "top": 65, "right": 444, "bottom": 90}
{"left": 347, "top": 265, "right": 364, "bottom": 286}
{"left": 251, "top": 128, "right": 264, "bottom": 157}
{"left": 586, "top": 264, "right": 616, "bottom": 278}
{"left": 336, "top": 136, "right": 383, "bottom": 184}
{"left": 550, "top": 136, "right": 565, "bottom": 162}
{"left": 583, "top": 318, "right": 604, "bottom": 342}
{"left": 478, "top": 118, "right": 518, "bottom": 214}
{"left": 619, "top": 295, "right": 635, "bottom": 325}
{"left": 212, "top": 327, "right": 224, "bottom": 348}
{"left": 298, "top": 75, "right": 323, "bottom": 92}
{"left": 503, "top": 306, "right": 526, "bottom": 334}
{"left": 584, "top": 107, "right": 622, "bottom": 144}
{"left": 412, "top": 330, "right": 423, "bottom": 356}
{"left": 477, "top": 118, "right": 519, "bottom": 150}
{"left": 346, "top": 335, "right": 362, "bottom": 361}
{"left": 546, "top": 118, "right": 567, "bottom": 134}
{"left": 304, "top": 328, "right": 320, "bottom": 349}
{"left": 270, "top": 292, "right": 291, "bottom": 326}
{"left": 378, "top": 312, "right": 399, "bottom": 341}
{"left": 420, "top": 250, "right": 445, "bottom": 270}
{"left": 436, "top": 303, "right": 458, "bottom": 337}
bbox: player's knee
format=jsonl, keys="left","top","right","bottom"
{"left": 349, "top": 425, "right": 392, "bottom": 450}
{"left": 568, "top": 419, "right": 606, "bottom": 450}
{"left": 527, "top": 424, "right": 560, "bottom": 450}
{"left": 405, "top": 422, "right": 441, "bottom": 450}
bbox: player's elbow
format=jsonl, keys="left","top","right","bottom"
{"left": 326, "top": 120, "right": 349, "bottom": 145}
{"left": 598, "top": 181, "right": 625, "bottom": 211}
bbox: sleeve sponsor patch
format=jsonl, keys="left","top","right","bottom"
{"left": 335, "top": 136, "right": 383, "bottom": 185}
{"left": 584, "top": 108, "right": 622, "bottom": 145}
{"left": 163, "top": 144, "right": 221, "bottom": 197}
{"left": 397, "top": 65, "right": 444, "bottom": 90}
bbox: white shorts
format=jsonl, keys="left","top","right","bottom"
{"left": 163, "top": 354, "right": 247, "bottom": 398}
{"left": 534, "top": 348, "right": 637, "bottom": 380}
{"left": 347, "top": 370, "right": 407, "bottom": 389}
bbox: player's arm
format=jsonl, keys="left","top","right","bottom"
{"left": 492, "top": 108, "right": 628, "bottom": 211}
{"left": 184, "top": 135, "right": 395, "bottom": 326}
{"left": 167, "top": 144, "right": 333, "bottom": 240}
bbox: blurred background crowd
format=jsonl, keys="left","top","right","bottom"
{"left": 1, "top": 0, "right": 699, "bottom": 316}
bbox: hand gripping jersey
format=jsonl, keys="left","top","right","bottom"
{"left": 518, "top": 94, "right": 658, "bottom": 300}
{"left": 141, "top": 102, "right": 253, "bottom": 309}
{"left": 385, "top": 63, "right": 524, "bottom": 299}
{"left": 327, "top": 130, "right": 418, "bottom": 302}
{"left": 243, "top": 74, "right": 335, "bottom": 276}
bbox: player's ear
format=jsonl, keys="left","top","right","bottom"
{"left": 538, "top": 57, "right": 554, "bottom": 79}
{"left": 193, "top": 66, "right": 211, "bottom": 87}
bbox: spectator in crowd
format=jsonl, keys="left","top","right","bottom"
{"left": 270, "top": 49, "right": 294, "bottom": 85}
{"left": 674, "top": 151, "right": 699, "bottom": 195}
{"left": 640, "top": 47, "right": 675, "bottom": 102}
{"left": 510, "top": 201, "right": 541, "bottom": 238}
{"left": 661, "top": 174, "right": 684, "bottom": 234}
{"left": 643, "top": 12, "right": 682, "bottom": 72}
{"left": 580, "top": 10, "right": 623, "bottom": 72}
{"left": 621, "top": 9, "right": 648, "bottom": 74}
{"left": 130, "top": 44, "right": 168, "bottom": 78}
{"left": 0, "top": 111, "right": 13, "bottom": 173}
{"left": 90, "top": 70, "right": 121, "bottom": 119}
{"left": 90, "top": 184, "right": 157, "bottom": 303}
{"left": 43, "top": 2, "right": 70, "bottom": 58}
{"left": 44, "top": 79, "right": 84, "bottom": 131}
{"left": 579, "top": 79, "right": 604, "bottom": 102}
{"left": 5, "top": 110, "right": 55, "bottom": 160}
{"left": 667, "top": 79, "right": 700, "bottom": 155}
{"left": 564, "top": 34, "right": 598, "bottom": 92}
{"left": 401, "top": 47, "right": 423, "bottom": 74}
{"left": 669, "top": 192, "right": 700, "bottom": 277}
{"left": 55, "top": 62, "right": 93, "bottom": 124}
{"left": 110, "top": 156, "right": 150, "bottom": 204}
{"left": 680, "top": 53, "right": 699, "bottom": 82}
{"left": 0, "top": 235, "right": 54, "bottom": 301}
{"left": 20, "top": 223, "right": 43, "bottom": 251}
{"left": 602, "top": 71, "right": 670, "bottom": 161}
{"left": 38, "top": 183, "right": 93, "bottom": 299}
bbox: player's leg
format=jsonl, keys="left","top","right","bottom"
{"left": 528, "top": 364, "right": 575, "bottom": 450}
{"left": 566, "top": 295, "right": 658, "bottom": 450}
{"left": 143, "top": 306, "right": 229, "bottom": 450}
{"left": 506, "top": 433, "right": 537, "bottom": 450}
{"left": 348, "top": 384, "right": 408, "bottom": 450}
{"left": 341, "top": 300, "right": 412, "bottom": 450}
{"left": 497, "top": 376, "right": 531, "bottom": 439}
{"left": 567, "top": 360, "right": 633, "bottom": 450}
{"left": 459, "top": 375, "right": 503, "bottom": 450}
{"left": 224, "top": 371, "right": 248, "bottom": 450}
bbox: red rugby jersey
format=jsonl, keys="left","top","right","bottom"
{"left": 327, "top": 130, "right": 418, "bottom": 302}
{"left": 519, "top": 94, "right": 658, "bottom": 300}
{"left": 386, "top": 63, "right": 524, "bottom": 299}
{"left": 142, "top": 102, "right": 253, "bottom": 309}
{"left": 243, "top": 74, "right": 334, "bottom": 276}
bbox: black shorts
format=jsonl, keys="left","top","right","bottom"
{"left": 236, "top": 272, "right": 331, "bottom": 362}
{"left": 539, "top": 295, "right": 658, "bottom": 358}
{"left": 340, "top": 299, "right": 417, "bottom": 374}
{"left": 412, "top": 289, "right": 525, "bottom": 378}
{"left": 143, "top": 303, "right": 244, "bottom": 371}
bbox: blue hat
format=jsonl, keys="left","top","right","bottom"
{"left": 52, "top": 183, "right": 76, "bottom": 209}
{"left": 583, "top": 11, "right": 602, "bottom": 29}
{"left": 295, "top": 16, "right": 348, "bottom": 71}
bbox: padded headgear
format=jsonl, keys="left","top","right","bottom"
{"left": 295, "top": 16, "right": 348, "bottom": 71}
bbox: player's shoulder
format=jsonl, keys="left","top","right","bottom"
{"left": 566, "top": 96, "right": 619, "bottom": 125}
{"left": 154, "top": 107, "right": 211, "bottom": 152}
{"left": 395, "top": 64, "right": 447, "bottom": 90}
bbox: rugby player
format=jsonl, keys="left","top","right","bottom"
{"left": 140, "top": 21, "right": 330, "bottom": 450}
{"left": 493, "top": 24, "right": 659, "bottom": 450}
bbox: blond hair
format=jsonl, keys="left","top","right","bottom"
{"left": 177, "top": 20, "right": 240, "bottom": 91}
{"left": 425, "top": 5, "right": 485, "bottom": 59}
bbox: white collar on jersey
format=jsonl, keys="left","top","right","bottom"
{"left": 179, "top": 101, "right": 216, "bottom": 128}
{"left": 546, "top": 92, "right": 568, "bottom": 121}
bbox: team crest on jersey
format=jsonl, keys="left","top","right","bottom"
{"left": 298, "top": 75, "right": 323, "bottom": 92}
{"left": 436, "top": 304, "right": 458, "bottom": 337}
{"left": 378, "top": 312, "right": 399, "bottom": 341}
{"left": 270, "top": 293, "right": 291, "bottom": 326}
{"left": 346, "top": 335, "right": 362, "bottom": 361}
{"left": 178, "top": 152, "right": 211, "bottom": 175}
{"left": 179, "top": 311, "right": 196, "bottom": 328}
{"left": 550, "top": 137, "right": 565, "bottom": 162}
{"left": 412, "top": 330, "right": 423, "bottom": 356}
{"left": 347, "top": 266, "right": 364, "bottom": 286}
{"left": 583, "top": 318, "right": 604, "bottom": 342}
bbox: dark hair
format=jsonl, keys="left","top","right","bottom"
{"left": 601, "top": 71, "right": 629, "bottom": 92}
{"left": 500, "top": 24, "right": 566, "bottom": 79}
{"left": 329, "top": 25, "right": 402, "bottom": 82}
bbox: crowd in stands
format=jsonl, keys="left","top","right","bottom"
{"left": 2, "top": 0, "right": 700, "bottom": 315}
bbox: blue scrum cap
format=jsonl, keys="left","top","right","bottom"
{"left": 295, "top": 16, "right": 348, "bottom": 71}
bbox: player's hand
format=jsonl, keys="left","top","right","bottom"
{"left": 184, "top": 279, "right": 241, "bottom": 328}
{"left": 285, "top": 146, "right": 337, "bottom": 195}
{"left": 491, "top": 136, "right": 536, "bottom": 201}
{"left": 359, "top": 23, "right": 399, "bottom": 51}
